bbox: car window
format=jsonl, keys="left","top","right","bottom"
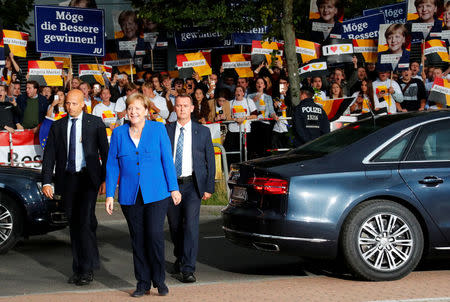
{"left": 372, "top": 131, "right": 414, "bottom": 162}
{"left": 406, "top": 120, "right": 450, "bottom": 161}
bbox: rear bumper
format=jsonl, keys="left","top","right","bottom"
{"left": 222, "top": 205, "right": 338, "bottom": 259}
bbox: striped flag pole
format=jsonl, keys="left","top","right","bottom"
{"left": 130, "top": 58, "right": 133, "bottom": 83}
{"left": 95, "top": 57, "right": 102, "bottom": 79}
{"left": 69, "top": 55, "right": 73, "bottom": 90}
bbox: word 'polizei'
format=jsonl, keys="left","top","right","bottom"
{"left": 302, "top": 106, "right": 322, "bottom": 114}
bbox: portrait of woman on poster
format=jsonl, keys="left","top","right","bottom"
{"left": 443, "top": 1, "right": 450, "bottom": 29}
{"left": 377, "top": 24, "right": 411, "bottom": 72}
{"left": 309, "top": 0, "right": 344, "bottom": 42}
{"left": 116, "top": 10, "right": 148, "bottom": 61}
{"left": 409, "top": 0, "right": 443, "bottom": 39}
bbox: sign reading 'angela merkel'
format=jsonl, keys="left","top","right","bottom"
{"left": 34, "top": 5, "right": 105, "bottom": 56}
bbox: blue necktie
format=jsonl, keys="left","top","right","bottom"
{"left": 175, "top": 127, "right": 184, "bottom": 177}
{"left": 67, "top": 118, "right": 77, "bottom": 173}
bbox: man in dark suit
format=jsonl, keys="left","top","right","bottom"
{"left": 166, "top": 94, "right": 215, "bottom": 283}
{"left": 41, "top": 89, "right": 109, "bottom": 286}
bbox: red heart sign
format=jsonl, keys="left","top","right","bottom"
{"left": 302, "top": 65, "right": 310, "bottom": 71}
{"left": 330, "top": 46, "right": 338, "bottom": 53}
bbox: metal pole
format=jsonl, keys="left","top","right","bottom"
{"left": 239, "top": 123, "right": 243, "bottom": 162}
{"left": 130, "top": 58, "right": 134, "bottom": 83}
{"left": 9, "top": 132, "right": 13, "bottom": 167}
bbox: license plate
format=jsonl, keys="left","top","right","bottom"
{"left": 231, "top": 186, "right": 247, "bottom": 201}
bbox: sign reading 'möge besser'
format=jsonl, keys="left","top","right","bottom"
{"left": 34, "top": 5, "right": 105, "bottom": 56}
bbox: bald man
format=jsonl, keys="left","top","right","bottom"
{"left": 42, "top": 89, "right": 109, "bottom": 286}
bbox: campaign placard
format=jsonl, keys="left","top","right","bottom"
{"left": 363, "top": 2, "right": 407, "bottom": 24}
{"left": 174, "top": 27, "right": 233, "bottom": 50}
{"left": 342, "top": 13, "right": 385, "bottom": 39}
{"left": 35, "top": 5, "right": 105, "bottom": 56}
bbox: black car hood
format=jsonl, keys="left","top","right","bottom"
{"left": 0, "top": 166, "right": 42, "bottom": 180}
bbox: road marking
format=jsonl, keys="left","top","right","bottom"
{"left": 369, "top": 298, "right": 450, "bottom": 302}
{"left": 203, "top": 235, "right": 225, "bottom": 239}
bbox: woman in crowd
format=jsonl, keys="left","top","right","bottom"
{"left": 224, "top": 86, "right": 257, "bottom": 165}
{"left": 207, "top": 89, "right": 231, "bottom": 123}
{"left": 328, "top": 82, "right": 344, "bottom": 99}
{"left": 192, "top": 87, "right": 210, "bottom": 124}
{"left": 247, "top": 77, "right": 277, "bottom": 158}
{"left": 0, "top": 84, "right": 20, "bottom": 133}
{"left": 46, "top": 89, "right": 67, "bottom": 120}
{"left": 105, "top": 93, "right": 181, "bottom": 297}
{"left": 151, "top": 74, "right": 165, "bottom": 97}
{"left": 350, "top": 79, "right": 374, "bottom": 114}
{"left": 2, "top": 53, "right": 21, "bottom": 86}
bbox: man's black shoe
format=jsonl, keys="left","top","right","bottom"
{"left": 131, "top": 288, "right": 147, "bottom": 298}
{"left": 157, "top": 284, "right": 169, "bottom": 296}
{"left": 76, "top": 272, "right": 93, "bottom": 286}
{"left": 179, "top": 272, "right": 196, "bottom": 283}
{"left": 67, "top": 273, "right": 80, "bottom": 284}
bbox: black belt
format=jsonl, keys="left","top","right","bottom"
{"left": 65, "top": 167, "right": 87, "bottom": 176}
{"left": 177, "top": 175, "right": 193, "bottom": 184}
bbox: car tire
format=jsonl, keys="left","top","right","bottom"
{"left": 341, "top": 199, "right": 423, "bottom": 281}
{"left": 0, "top": 195, "right": 23, "bottom": 254}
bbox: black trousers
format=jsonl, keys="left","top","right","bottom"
{"left": 63, "top": 169, "right": 100, "bottom": 274}
{"left": 248, "top": 121, "right": 274, "bottom": 159}
{"left": 121, "top": 190, "right": 169, "bottom": 290}
{"left": 167, "top": 181, "right": 201, "bottom": 274}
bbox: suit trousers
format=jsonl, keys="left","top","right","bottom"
{"left": 63, "top": 169, "right": 100, "bottom": 274}
{"left": 167, "top": 181, "right": 201, "bottom": 273}
{"left": 121, "top": 191, "right": 169, "bottom": 290}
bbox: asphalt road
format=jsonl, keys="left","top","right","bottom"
{"left": 1, "top": 204, "right": 450, "bottom": 301}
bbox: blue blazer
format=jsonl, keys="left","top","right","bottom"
{"left": 166, "top": 121, "right": 215, "bottom": 198}
{"left": 106, "top": 121, "right": 179, "bottom": 205}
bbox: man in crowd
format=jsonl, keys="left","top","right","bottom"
{"left": 397, "top": 68, "right": 427, "bottom": 112}
{"left": 293, "top": 86, "right": 330, "bottom": 147}
{"left": 0, "top": 84, "right": 21, "bottom": 133}
{"left": 373, "top": 71, "right": 404, "bottom": 114}
{"left": 109, "top": 72, "right": 129, "bottom": 102}
{"left": 92, "top": 88, "right": 117, "bottom": 134}
{"left": 166, "top": 94, "right": 215, "bottom": 283}
{"left": 17, "top": 81, "right": 48, "bottom": 132}
{"left": 42, "top": 89, "right": 109, "bottom": 286}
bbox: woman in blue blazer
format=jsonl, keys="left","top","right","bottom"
{"left": 105, "top": 93, "right": 181, "bottom": 297}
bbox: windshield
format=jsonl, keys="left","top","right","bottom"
{"left": 290, "top": 114, "right": 415, "bottom": 156}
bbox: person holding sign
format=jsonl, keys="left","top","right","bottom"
{"left": 372, "top": 71, "right": 404, "bottom": 113}
{"left": 224, "top": 86, "right": 258, "bottom": 165}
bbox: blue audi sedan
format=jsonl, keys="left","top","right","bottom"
{"left": 222, "top": 110, "right": 450, "bottom": 281}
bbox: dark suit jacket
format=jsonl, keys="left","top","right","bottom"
{"left": 166, "top": 121, "right": 215, "bottom": 197}
{"left": 16, "top": 94, "right": 48, "bottom": 125}
{"left": 42, "top": 113, "right": 109, "bottom": 194}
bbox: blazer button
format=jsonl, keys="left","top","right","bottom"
{"left": 138, "top": 172, "right": 140, "bottom": 176}
{"left": 136, "top": 151, "right": 139, "bottom": 155}
{"left": 137, "top": 162, "right": 139, "bottom": 165}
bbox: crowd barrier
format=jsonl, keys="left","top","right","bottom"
{"left": 0, "top": 130, "right": 43, "bottom": 168}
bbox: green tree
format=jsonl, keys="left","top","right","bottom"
{"left": 0, "top": 0, "right": 35, "bottom": 31}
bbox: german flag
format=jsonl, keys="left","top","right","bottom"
{"left": 176, "top": 52, "right": 212, "bottom": 78}
{"left": 424, "top": 39, "right": 449, "bottom": 65}
{"left": 2, "top": 30, "right": 28, "bottom": 58}
{"left": 221, "top": 54, "right": 253, "bottom": 78}
{"left": 251, "top": 40, "right": 283, "bottom": 66}
{"left": 296, "top": 39, "right": 320, "bottom": 64}
{"left": 353, "top": 39, "right": 378, "bottom": 63}
{"left": 40, "top": 53, "right": 71, "bottom": 69}
{"left": 314, "top": 97, "right": 355, "bottom": 122}
{"left": 79, "top": 64, "right": 112, "bottom": 86}
{"left": 428, "top": 77, "right": 450, "bottom": 108}
{"left": 103, "top": 53, "right": 136, "bottom": 75}
{"left": 28, "top": 61, "right": 63, "bottom": 87}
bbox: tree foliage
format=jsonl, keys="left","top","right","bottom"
{"left": 0, "top": 0, "right": 35, "bottom": 31}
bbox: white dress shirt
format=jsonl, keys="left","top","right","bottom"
{"left": 66, "top": 112, "right": 86, "bottom": 172}
{"left": 173, "top": 120, "right": 193, "bottom": 177}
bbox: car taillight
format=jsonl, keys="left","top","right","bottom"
{"left": 247, "top": 177, "right": 288, "bottom": 195}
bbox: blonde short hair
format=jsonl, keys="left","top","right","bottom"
{"left": 126, "top": 92, "right": 148, "bottom": 110}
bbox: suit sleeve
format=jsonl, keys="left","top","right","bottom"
{"left": 105, "top": 128, "right": 119, "bottom": 198}
{"left": 41, "top": 123, "right": 57, "bottom": 185}
{"left": 96, "top": 118, "right": 109, "bottom": 182}
{"left": 203, "top": 128, "right": 216, "bottom": 194}
{"left": 159, "top": 124, "right": 179, "bottom": 192}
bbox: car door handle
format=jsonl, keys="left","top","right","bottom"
{"left": 418, "top": 176, "right": 444, "bottom": 185}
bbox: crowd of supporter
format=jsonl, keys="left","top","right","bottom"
{"left": 0, "top": 50, "right": 448, "bottom": 163}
